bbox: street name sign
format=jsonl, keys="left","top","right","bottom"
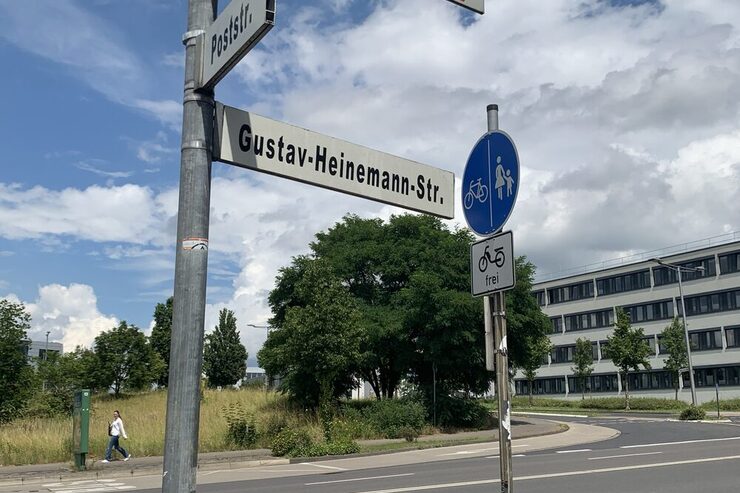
{"left": 198, "top": 0, "right": 276, "bottom": 90}
{"left": 461, "top": 130, "right": 519, "bottom": 236}
{"left": 470, "top": 230, "right": 515, "bottom": 296}
{"left": 446, "top": 0, "right": 484, "bottom": 14}
{"left": 214, "top": 103, "right": 455, "bottom": 218}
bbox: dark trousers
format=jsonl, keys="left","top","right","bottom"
{"left": 105, "top": 435, "right": 128, "bottom": 460}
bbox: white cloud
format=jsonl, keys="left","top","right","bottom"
{"left": 20, "top": 284, "right": 119, "bottom": 351}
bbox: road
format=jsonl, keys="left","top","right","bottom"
{"left": 6, "top": 415, "right": 740, "bottom": 493}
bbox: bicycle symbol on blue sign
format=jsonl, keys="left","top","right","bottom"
{"left": 461, "top": 131, "right": 520, "bottom": 236}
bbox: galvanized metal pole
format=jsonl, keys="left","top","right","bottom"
{"left": 676, "top": 267, "right": 698, "bottom": 406}
{"left": 487, "top": 103, "right": 513, "bottom": 493}
{"left": 162, "top": 1, "right": 216, "bottom": 492}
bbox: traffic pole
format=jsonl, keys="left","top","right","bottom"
{"left": 162, "top": 1, "right": 216, "bottom": 492}
{"left": 487, "top": 103, "right": 513, "bottom": 493}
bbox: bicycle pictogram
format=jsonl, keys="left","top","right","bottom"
{"left": 478, "top": 245, "right": 505, "bottom": 272}
{"left": 464, "top": 178, "right": 488, "bottom": 210}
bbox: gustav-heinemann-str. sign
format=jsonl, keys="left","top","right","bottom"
{"left": 214, "top": 103, "right": 454, "bottom": 218}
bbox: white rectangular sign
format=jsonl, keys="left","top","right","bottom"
{"left": 214, "top": 104, "right": 455, "bottom": 218}
{"left": 471, "top": 231, "right": 515, "bottom": 296}
{"left": 446, "top": 0, "right": 484, "bottom": 14}
{"left": 198, "top": 0, "right": 275, "bottom": 89}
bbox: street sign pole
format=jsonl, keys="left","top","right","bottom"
{"left": 487, "top": 104, "right": 513, "bottom": 493}
{"left": 163, "top": 1, "right": 216, "bottom": 491}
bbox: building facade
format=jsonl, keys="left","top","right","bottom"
{"left": 22, "top": 340, "right": 63, "bottom": 362}
{"left": 516, "top": 239, "right": 740, "bottom": 404}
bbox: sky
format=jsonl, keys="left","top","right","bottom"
{"left": 1, "top": 0, "right": 738, "bottom": 365}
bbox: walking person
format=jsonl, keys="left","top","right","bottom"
{"left": 102, "top": 410, "right": 131, "bottom": 463}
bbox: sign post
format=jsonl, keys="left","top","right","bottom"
{"left": 462, "top": 104, "right": 518, "bottom": 493}
{"left": 72, "top": 389, "right": 90, "bottom": 471}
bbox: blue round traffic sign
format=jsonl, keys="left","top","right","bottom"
{"left": 461, "top": 131, "right": 519, "bottom": 236}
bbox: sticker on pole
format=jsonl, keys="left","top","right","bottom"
{"left": 461, "top": 131, "right": 519, "bottom": 236}
{"left": 470, "top": 230, "right": 515, "bottom": 296}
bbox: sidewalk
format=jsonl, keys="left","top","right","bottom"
{"left": 0, "top": 417, "right": 563, "bottom": 484}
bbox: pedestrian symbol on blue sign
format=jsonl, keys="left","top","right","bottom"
{"left": 461, "top": 131, "right": 519, "bottom": 236}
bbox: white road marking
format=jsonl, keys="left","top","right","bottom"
{"left": 305, "top": 473, "right": 415, "bottom": 486}
{"left": 42, "top": 479, "right": 136, "bottom": 492}
{"left": 621, "top": 435, "right": 740, "bottom": 449}
{"left": 588, "top": 451, "right": 663, "bottom": 461}
{"left": 438, "top": 444, "right": 527, "bottom": 457}
{"left": 351, "top": 454, "right": 740, "bottom": 493}
{"left": 299, "top": 462, "right": 348, "bottom": 471}
{"left": 556, "top": 449, "right": 592, "bottom": 454}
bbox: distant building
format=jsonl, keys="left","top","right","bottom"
{"left": 22, "top": 340, "right": 63, "bottom": 363}
{"left": 516, "top": 235, "right": 740, "bottom": 404}
{"left": 242, "top": 366, "right": 266, "bottom": 384}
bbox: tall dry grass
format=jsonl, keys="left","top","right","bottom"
{"left": 0, "top": 388, "right": 321, "bottom": 466}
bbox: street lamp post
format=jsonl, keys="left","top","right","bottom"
{"left": 651, "top": 258, "right": 704, "bottom": 406}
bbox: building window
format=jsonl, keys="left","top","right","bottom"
{"left": 568, "top": 373, "right": 618, "bottom": 394}
{"left": 689, "top": 329, "right": 722, "bottom": 351}
{"left": 547, "top": 281, "right": 595, "bottom": 305}
{"left": 597, "top": 270, "right": 650, "bottom": 296}
{"left": 686, "top": 366, "right": 740, "bottom": 388}
{"left": 719, "top": 251, "right": 740, "bottom": 275}
{"left": 515, "top": 377, "right": 567, "bottom": 395}
{"left": 591, "top": 342, "right": 599, "bottom": 361}
{"left": 726, "top": 326, "right": 740, "bottom": 348}
{"left": 653, "top": 257, "right": 716, "bottom": 286}
{"left": 533, "top": 290, "right": 546, "bottom": 306}
{"left": 622, "top": 300, "right": 674, "bottom": 323}
{"left": 627, "top": 370, "right": 676, "bottom": 391}
{"left": 550, "top": 317, "right": 563, "bottom": 334}
{"left": 642, "top": 336, "right": 657, "bottom": 355}
{"left": 682, "top": 288, "right": 740, "bottom": 316}
{"left": 599, "top": 341, "right": 610, "bottom": 360}
{"left": 564, "top": 309, "right": 614, "bottom": 332}
{"left": 551, "top": 345, "right": 575, "bottom": 364}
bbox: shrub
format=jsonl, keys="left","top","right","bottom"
{"left": 270, "top": 428, "right": 313, "bottom": 457}
{"left": 364, "top": 399, "right": 426, "bottom": 439}
{"left": 222, "top": 404, "right": 257, "bottom": 448}
{"left": 435, "top": 396, "right": 489, "bottom": 430}
{"left": 701, "top": 398, "right": 740, "bottom": 412}
{"left": 679, "top": 405, "right": 706, "bottom": 421}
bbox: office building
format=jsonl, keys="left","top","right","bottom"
{"left": 515, "top": 235, "right": 740, "bottom": 404}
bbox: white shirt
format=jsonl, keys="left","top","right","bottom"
{"left": 110, "top": 417, "right": 128, "bottom": 439}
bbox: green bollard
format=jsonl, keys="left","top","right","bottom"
{"left": 72, "top": 390, "right": 90, "bottom": 471}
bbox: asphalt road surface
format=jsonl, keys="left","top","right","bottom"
{"left": 10, "top": 415, "right": 740, "bottom": 493}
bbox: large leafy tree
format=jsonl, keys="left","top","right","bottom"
{"left": 203, "top": 309, "right": 248, "bottom": 388}
{"left": 507, "top": 257, "right": 553, "bottom": 381}
{"left": 0, "top": 299, "right": 35, "bottom": 422}
{"left": 258, "top": 258, "right": 363, "bottom": 407}
{"left": 605, "top": 308, "right": 652, "bottom": 410}
{"left": 93, "top": 322, "right": 164, "bottom": 397}
{"left": 150, "top": 297, "right": 173, "bottom": 386}
{"left": 571, "top": 337, "right": 595, "bottom": 400}
{"left": 660, "top": 317, "right": 688, "bottom": 400}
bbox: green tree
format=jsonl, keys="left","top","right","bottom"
{"left": 258, "top": 258, "right": 363, "bottom": 407}
{"left": 203, "top": 309, "right": 248, "bottom": 388}
{"left": 571, "top": 337, "right": 595, "bottom": 400}
{"left": 150, "top": 296, "right": 173, "bottom": 386}
{"left": 520, "top": 334, "right": 552, "bottom": 405}
{"left": 507, "top": 257, "right": 553, "bottom": 382}
{"left": 605, "top": 309, "right": 652, "bottom": 410}
{"left": 93, "top": 322, "right": 164, "bottom": 397}
{"left": 660, "top": 317, "right": 688, "bottom": 400}
{"left": 0, "top": 299, "right": 35, "bottom": 422}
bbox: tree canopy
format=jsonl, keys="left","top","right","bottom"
{"left": 150, "top": 296, "right": 173, "bottom": 386}
{"left": 260, "top": 213, "right": 552, "bottom": 413}
{"left": 660, "top": 317, "right": 688, "bottom": 400}
{"left": 0, "top": 299, "right": 35, "bottom": 422}
{"left": 93, "top": 321, "right": 164, "bottom": 397}
{"left": 571, "top": 337, "right": 595, "bottom": 400}
{"left": 203, "top": 308, "right": 248, "bottom": 388}
{"left": 605, "top": 308, "right": 652, "bottom": 409}
{"left": 258, "top": 258, "right": 363, "bottom": 406}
